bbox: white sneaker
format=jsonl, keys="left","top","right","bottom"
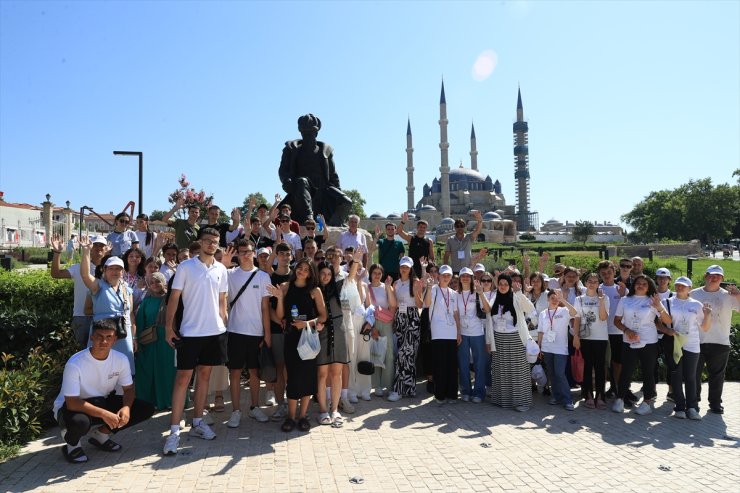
{"left": 612, "top": 398, "right": 624, "bottom": 413}
{"left": 633, "top": 402, "right": 653, "bottom": 416}
{"left": 271, "top": 403, "right": 288, "bottom": 421}
{"left": 387, "top": 392, "right": 401, "bottom": 402}
{"left": 202, "top": 410, "right": 215, "bottom": 426}
{"left": 249, "top": 407, "right": 269, "bottom": 423}
{"left": 189, "top": 422, "right": 216, "bottom": 440}
{"left": 374, "top": 389, "right": 385, "bottom": 397}
{"left": 673, "top": 410, "right": 686, "bottom": 419}
{"left": 348, "top": 392, "right": 359, "bottom": 404}
{"left": 339, "top": 397, "right": 356, "bottom": 414}
{"left": 163, "top": 433, "right": 180, "bottom": 455}
{"left": 360, "top": 392, "right": 372, "bottom": 401}
{"left": 227, "top": 410, "right": 242, "bottom": 428}
{"left": 265, "top": 391, "right": 277, "bottom": 407}
{"left": 472, "top": 397, "right": 483, "bottom": 404}
{"left": 687, "top": 408, "right": 702, "bottom": 420}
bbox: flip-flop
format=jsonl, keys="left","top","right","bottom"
{"left": 331, "top": 413, "right": 344, "bottom": 428}
{"left": 213, "top": 396, "right": 225, "bottom": 413}
{"left": 88, "top": 437, "right": 122, "bottom": 452}
{"left": 61, "top": 445, "right": 88, "bottom": 464}
{"left": 297, "top": 417, "right": 311, "bottom": 432}
{"left": 318, "top": 412, "right": 332, "bottom": 426}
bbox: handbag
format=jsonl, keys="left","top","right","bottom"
{"left": 138, "top": 325, "right": 157, "bottom": 345}
{"left": 475, "top": 295, "right": 486, "bottom": 319}
{"left": 370, "top": 335, "right": 388, "bottom": 368}
{"left": 356, "top": 323, "right": 375, "bottom": 375}
{"left": 357, "top": 361, "right": 375, "bottom": 375}
{"left": 297, "top": 324, "right": 321, "bottom": 360}
{"left": 570, "top": 349, "right": 585, "bottom": 383}
{"left": 258, "top": 344, "right": 277, "bottom": 383}
{"left": 368, "top": 286, "right": 394, "bottom": 323}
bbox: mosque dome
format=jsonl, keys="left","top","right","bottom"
{"left": 440, "top": 217, "right": 455, "bottom": 225}
{"left": 369, "top": 213, "right": 384, "bottom": 219}
{"left": 483, "top": 211, "right": 501, "bottom": 220}
{"left": 387, "top": 213, "right": 402, "bottom": 219}
{"left": 420, "top": 204, "right": 437, "bottom": 211}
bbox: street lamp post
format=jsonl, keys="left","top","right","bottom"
{"left": 113, "top": 151, "right": 143, "bottom": 216}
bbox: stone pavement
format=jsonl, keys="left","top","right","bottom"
{"left": 1, "top": 381, "right": 739, "bottom": 493}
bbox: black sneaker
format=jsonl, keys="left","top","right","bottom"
{"left": 543, "top": 387, "right": 552, "bottom": 396}
{"left": 709, "top": 406, "right": 724, "bottom": 415}
{"left": 426, "top": 381, "right": 435, "bottom": 394}
{"left": 605, "top": 387, "right": 615, "bottom": 399}
{"left": 532, "top": 383, "right": 538, "bottom": 393}
{"left": 625, "top": 391, "right": 638, "bottom": 404}
{"left": 624, "top": 399, "right": 634, "bottom": 409}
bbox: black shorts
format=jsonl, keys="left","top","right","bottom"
{"left": 609, "top": 334, "right": 623, "bottom": 364}
{"left": 176, "top": 333, "right": 227, "bottom": 370}
{"left": 227, "top": 332, "right": 262, "bottom": 370}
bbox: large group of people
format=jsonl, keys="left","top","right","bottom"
{"left": 49, "top": 199, "right": 739, "bottom": 463}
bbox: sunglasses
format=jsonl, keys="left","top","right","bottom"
{"left": 118, "top": 219, "right": 130, "bottom": 224}
{"left": 305, "top": 227, "right": 315, "bottom": 230}
{"left": 314, "top": 256, "right": 325, "bottom": 261}
{"left": 481, "top": 278, "right": 493, "bottom": 283}
{"left": 620, "top": 265, "right": 632, "bottom": 269}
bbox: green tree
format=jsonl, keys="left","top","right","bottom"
{"left": 240, "top": 192, "right": 270, "bottom": 217}
{"left": 149, "top": 210, "right": 167, "bottom": 221}
{"left": 343, "top": 189, "right": 367, "bottom": 222}
{"left": 571, "top": 221, "right": 595, "bottom": 245}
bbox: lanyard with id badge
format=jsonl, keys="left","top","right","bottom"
{"left": 545, "top": 308, "right": 557, "bottom": 343}
{"left": 440, "top": 287, "right": 455, "bottom": 326}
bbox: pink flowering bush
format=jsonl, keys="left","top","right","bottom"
{"left": 168, "top": 173, "right": 214, "bottom": 217}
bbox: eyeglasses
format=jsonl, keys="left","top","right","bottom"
{"left": 314, "top": 256, "right": 325, "bottom": 261}
{"left": 619, "top": 264, "right": 632, "bottom": 269}
{"left": 118, "top": 219, "right": 130, "bottom": 224}
{"left": 305, "top": 227, "right": 315, "bottom": 230}
{"left": 326, "top": 254, "right": 336, "bottom": 258}
{"left": 480, "top": 278, "right": 493, "bottom": 283}
{"left": 201, "top": 239, "right": 219, "bottom": 246}
{"left": 238, "top": 250, "right": 254, "bottom": 255}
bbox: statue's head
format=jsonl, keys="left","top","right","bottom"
{"left": 298, "top": 114, "right": 321, "bottom": 136}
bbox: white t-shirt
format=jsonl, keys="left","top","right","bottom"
{"left": 574, "top": 294, "right": 610, "bottom": 341}
{"left": 53, "top": 348, "right": 133, "bottom": 415}
{"left": 369, "top": 284, "right": 390, "bottom": 309}
{"left": 456, "top": 290, "right": 484, "bottom": 337}
{"left": 428, "top": 285, "right": 458, "bottom": 340}
{"left": 338, "top": 230, "right": 367, "bottom": 253}
{"left": 394, "top": 279, "right": 416, "bottom": 311}
{"left": 160, "top": 263, "right": 176, "bottom": 283}
{"left": 538, "top": 306, "right": 571, "bottom": 355}
{"left": 689, "top": 287, "right": 739, "bottom": 346}
{"left": 135, "top": 230, "right": 157, "bottom": 258}
{"left": 488, "top": 291, "right": 518, "bottom": 333}
{"left": 614, "top": 296, "right": 660, "bottom": 348}
{"left": 600, "top": 283, "right": 624, "bottom": 336}
{"left": 281, "top": 231, "right": 303, "bottom": 256}
{"left": 227, "top": 267, "right": 271, "bottom": 336}
{"left": 67, "top": 262, "right": 96, "bottom": 317}
{"left": 171, "top": 256, "right": 228, "bottom": 337}
{"left": 666, "top": 297, "right": 704, "bottom": 353}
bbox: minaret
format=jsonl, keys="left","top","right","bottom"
{"left": 405, "top": 118, "right": 415, "bottom": 211}
{"left": 470, "top": 122, "right": 478, "bottom": 171}
{"left": 439, "top": 80, "right": 451, "bottom": 217}
{"left": 513, "top": 86, "right": 531, "bottom": 231}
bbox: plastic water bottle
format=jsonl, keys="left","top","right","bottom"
{"left": 291, "top": 304, "right": 299, "bottom": 319}
{"left": 316, "top": 215, "right": 324, "bottom": 232}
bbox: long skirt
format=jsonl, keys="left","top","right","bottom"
{"left": 393, "top": 308, "right": 421, "bottom": 396}
{"left": 490, "top": 331, "right": 532, "bottom": 408}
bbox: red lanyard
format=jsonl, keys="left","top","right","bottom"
{"left": 440, "top": 287, "right": 451, "bottom": 313}
{"left": 461, "top": 292, "right": 472, "bottom": 316}
{"left": 547, "top": 308, "right": 556, "bottom": 330}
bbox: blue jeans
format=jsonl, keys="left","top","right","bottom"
{"left": 543, "top": 352, "right": 572, "bottom": 405}
{"left": 458, "top": 334, "right": 487, "bottom": 399}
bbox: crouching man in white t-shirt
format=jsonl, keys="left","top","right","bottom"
{"left": 53, "top": 318, "right": 155, "bottom": 464}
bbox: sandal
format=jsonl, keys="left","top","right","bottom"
{"left": 88, "top": 437, "right": 121, "bottom": 452}
{"left": 331, "top": 412, "right": 343, "bottom": 428}
{"left": 281, "top": 418, "right": 296, "bottom": 432}
{"left": 297, "top": 417, "right": 311, "bottom": 432}
{"left": 318, "top": 412, "right": 332, "bottom": 426}
{"left": 213, "top": 395, "right": 225, "bottom": 413}
{"left": 596, "top": 398, "right": 607, "bottom": 410}
{"left": 61, "top": 445, "right": 88, "bottom": 464}
{"left": 585, "top": 399, "right": 595, "bottom": 409}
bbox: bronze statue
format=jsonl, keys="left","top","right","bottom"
{"left": 278, "top": 114, "right": 352, "bottom": 226}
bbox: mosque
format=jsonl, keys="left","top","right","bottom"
{"left": 364, "top": 82, "right": 537, "bottom": 243}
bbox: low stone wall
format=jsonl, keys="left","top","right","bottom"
{"left": 533, "top": 234, "right": 625, "bottom": 243}
{"left": 616, "top": 240, "right": 703, "bottom": 258}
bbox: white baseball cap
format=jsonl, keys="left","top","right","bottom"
{"left": 459, "top": 267, "right": 474, "bottom": 277}
{"left": 91, "top": 236, "right": 108, "bottom": 245}
{"left": 706, "top": 265, "right": 724, "bottom": 276}
{"left": 674, "top": 276, "right": 692, "bottom": 287}
{"left": 439, "top": 265, "right": 453, "bottom": 276}
{"left": 655, "top": 268, "right": 672, "bottom": 278}
{"left": 256, "top": 247, "right": 271, "bottom": 256}
{"left": 104, "top": 256, "right": 124, "bottom": 268}
{"left": 399, "top": 256, "right": 414, "bottom": 268}
{"left": 473, "top": 263, "right": 486, "bottom": 273}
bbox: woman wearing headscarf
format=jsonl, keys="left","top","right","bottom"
{"left": 481, "top": 273, "right": 536, "bottom": 412}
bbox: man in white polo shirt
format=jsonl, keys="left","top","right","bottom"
{"left": 691, "top": 265, "right": 740, "bottom": 414}
{"left": 163, "top": 228, "right": 228, "bottom": 455}
{"left": 224, "top": 239, "right": 272, "bottom": 428}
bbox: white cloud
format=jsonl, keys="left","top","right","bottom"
{"left": 471, "top": 49, "right": 498, "bottom": 82}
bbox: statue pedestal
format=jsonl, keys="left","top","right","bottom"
{"left": 322, "top": 226, "right": 374, "bottom": 254}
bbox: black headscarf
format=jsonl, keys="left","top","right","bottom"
{"left": 491, "top": 274, "right": 517, "bottom": 325}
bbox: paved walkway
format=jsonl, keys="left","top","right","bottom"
{"left": 1, "top": 381, "right": 738, "bottom": 492}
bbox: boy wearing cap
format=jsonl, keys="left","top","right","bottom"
{"left": 376, "top": 222, "right": 405, "bottom": 281}
{"left": 51, "top": 235, "right": 110, "bottom": 347}
{"left": 690, "top": 265, "right": 740, "bottom": 414}
{"left": 655, "top": 267, "right": 676, "bottom": 399}
{"left": 398, "top": 212, "right": 435, "bottom": 278}
{"left": 443, "top": 211, "right": 483, "bottom": 275}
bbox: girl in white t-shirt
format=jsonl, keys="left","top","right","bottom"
{"left": 537, "top": 289, "right": 578, "bottom": 410}
{"left": 663, "top": 277, "right": 711, "bottom": 419}
{"left": 456, "top": 268, "right": 487, "bottom": 403}
{"left": 572, "top": 273, "right": 610, "bottom": 409}
{"left": 423, "top": 265, "right": 460, "bottom": 404}
{"left": 612, "top": 274, "right": 672, "bottom": 415}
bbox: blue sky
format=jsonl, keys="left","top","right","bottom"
{"left": 1, "top": 1, "right": 738, "bottom": 229}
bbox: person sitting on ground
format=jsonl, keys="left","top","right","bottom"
{"left": 53, "top": 318, "right": 155, "bottom": 464}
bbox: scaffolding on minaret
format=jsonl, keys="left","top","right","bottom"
{"left": 513, "top": 87, "right": 535, "bottom": 231}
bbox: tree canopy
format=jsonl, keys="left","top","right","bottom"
{"left": 621, "top": 178, "right": 740, "bottom": 243}
{"left": 571, "top": 221, "right": 595, "bottom": 245}
{"left": 343, "top": 189, "right": 366, "bottom": 221}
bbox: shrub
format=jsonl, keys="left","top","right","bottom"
{"left": 28, "top": 256, "right": 49, "bottom": 265}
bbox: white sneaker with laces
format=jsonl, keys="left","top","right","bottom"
{"left": 189, "top": 422, "right": 216, "bottom": 440}
{"left": 271, "top": 403, "right": 287, "bottom": 421}
{"left": 202, "top": 410, "right": 215, "bottom": 426}
{"left": 360, "top": 392, "right": 372, "bottom": 401}
{"left": 387, "top": 392, "right": 401, "bottom": 402}
{"left": 633, "top": 402, "right": 653, "bottom": 416}
{"left": 265, "top": 391, "right": 277, "bottom": 407}
{"left": 687, "top": 408, "right": 702, "bottom": 420}
{"left": 374, "top": 389, "right": 385, "bottom": 397}
{"left": 339, "top": 397, "right": 356, "bottom": 414}
{"left": 163, "top": 433, "right": 180, "bottom": 455}
{"left": 249, "top": 407, "right": 269, "bottom": 423}
{"left": 612, "top": 398, "right": 624, "bottom": 413}
{"left": 227, "top": 410, "right": 242, "bottom": 428}
{"left": 348, "top": 392, "right": 359, "bottom": 404}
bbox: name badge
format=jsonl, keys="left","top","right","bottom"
{"left": 446, "top": 312, "right": 455, "bottom": 326}
{"left": 398, "top": 302, "right": 408, "bottom": 312}
{"left": 546, "top": 331, "right": 556, "bottom": 343}
{"left": 457, "top": 250, "right": 465, "bottom": 260}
